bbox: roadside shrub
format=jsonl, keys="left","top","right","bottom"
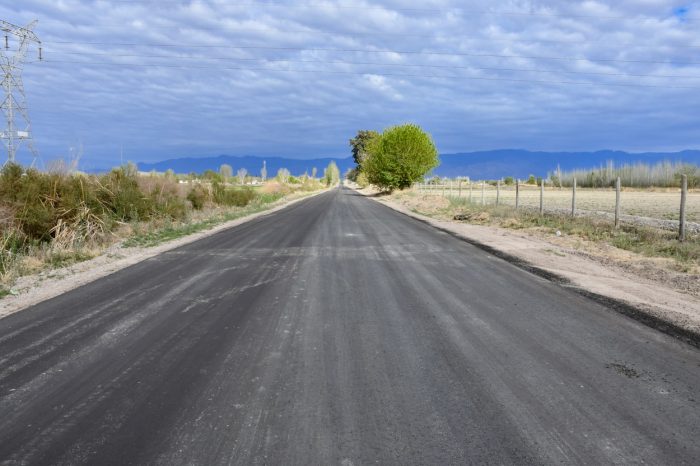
{"left": 212, "top": 183, "right": 256, "bottom": 207}
{"left": 137, "top": 174, "right": 187, "bottom": 220}
{"left": 98, "top": 166, "right": 152, "bottom": 222}
{"left": 356, "top": 171, "right": 369, "bottom": 188}
{"left": 0, "top": 163, "right": 194, "bottom": 248}
{"left": 187, "top": 184, "right": 209, "bottom": 210}
{"left": 255, "top": 192, "right": 285, "bottom": 204}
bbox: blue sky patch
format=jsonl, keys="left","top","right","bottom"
{"left": 674, "top": 6, "right": 690, "bottom": 20}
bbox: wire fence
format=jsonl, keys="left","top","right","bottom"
{"left": 415, "top": 176, "right": 699, "bottom": 238}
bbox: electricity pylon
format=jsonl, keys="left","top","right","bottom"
{"left": 1, "top": 20, "right": 41, "bottom": 164}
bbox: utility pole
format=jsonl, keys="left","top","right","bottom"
{"left": 1, "top": 20, "right": 41, "bottom": 164}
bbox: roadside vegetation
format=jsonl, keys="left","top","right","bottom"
{"left": 0, "top": 162, "right": 327, "bottom": 295}
{"left": 347, "top": 123, "right": 438, "bottom": 193}
{"left": 392, "top": 190, "right": 699, "bottom": 272}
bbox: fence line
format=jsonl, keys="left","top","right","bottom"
{"left": 571, "top": 177, "right": 576, "bottom": 217}
{"left": 680, "top": 174, "right": 688, "bottom": 241}
{"left": 414, "top": 178, "right": 698, "bottom": 236}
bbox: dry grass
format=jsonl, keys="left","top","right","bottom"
{"left": 0, "top": 165, "right": 324, "bottom": 296}
{"left": 392, "top": 190, "right": 700, "bottom": 273}
{"left": 419, "top": 184, "right": 700, "bottom": 222}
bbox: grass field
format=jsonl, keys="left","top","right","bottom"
{"left": 419, "top": 184, "right": 699, "bottom": 222}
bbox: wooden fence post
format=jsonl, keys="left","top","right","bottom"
{"left": 496, "top": 180, "right": 501, "bottom": 205}
{"left": 458, "top": 179, "right": 462, "bottom": 198}
{"left": 515, "top": 179, "right": 520, "bottom": 209}
{"left": 539, "top": 179, "right": 544, "bottom": 215}
{"left": 469, "top": 181, "right": 473, "bottom": 204}
{"left": 680, "top": 174, "right": 687, "bottom": 241}
{"left": 615, "top": 177, "right": 621, "bottom": 228}
{"left": 481, "top": 182, "right": 485, "bottom": 206}
{"left": 571, "top": 177, "right": 577, "bottom": 217}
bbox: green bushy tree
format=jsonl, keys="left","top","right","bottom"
{"left": 362, "top": 123, "right": 439, "bottom": 192}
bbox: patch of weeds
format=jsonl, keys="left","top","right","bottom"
{"left": 124, "top": 194, "right": 288, "bottom": 248}
{"left": 254, "top": 192, "right": 285, "bottom": 204}
{"left": 610, "top": 228, "right": 700, "bottom": 264}
{"left": 47, "top": 250, "right": 95, "bottom": 268}
{"left": 0, "top": 287, "right": 10, "bottom": 298}
{"left": 443, "top": 196, "right": 700, "bottom": 269}
{"left": 124, "top": 217, "right": 219, "bottom": 248}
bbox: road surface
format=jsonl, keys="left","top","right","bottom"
{"left": 1, "top": 188, "right": 699, "bottom": 465}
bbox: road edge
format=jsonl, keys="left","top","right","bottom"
{"left": 363, "top": 191, "right": 700, "bottom": 349}
{"left": 0, "top": 189, "right": 328, "bottom": 320}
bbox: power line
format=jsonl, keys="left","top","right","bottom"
{"left": 49, "top": 24, "right": 700, "bottom": 49}
{"left": 44, "top": 41, "right": 700, "bottom": 66}
{"left": 40, "top": 59, "right": 700, "bottom": 90}
{"left": 43, "top": 50, "right": 700, "bottom": 80}
{"left": 79, "top": 1, "right": 697, "bottom": 22}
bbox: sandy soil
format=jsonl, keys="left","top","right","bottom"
{"left": 364, "top": 189, "right": 700, "bottom": 336}
{"left": 0, "top": 191, "right": 324, "bottom": 320}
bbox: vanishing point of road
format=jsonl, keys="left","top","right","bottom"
{"left": 1, "top": 188, "right": 699, "bottom": 465}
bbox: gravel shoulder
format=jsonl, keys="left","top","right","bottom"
{"left": 364, "top": 190, "right": 700, "bottom": 341}
{"left": 0, "top": 190, "right": 325, "bottom": 320}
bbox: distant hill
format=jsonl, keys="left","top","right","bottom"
{"left": 127, "top": 150, "right": 700, "bottom": 179}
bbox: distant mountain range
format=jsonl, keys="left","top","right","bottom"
{"left": 131, "top": 150, "right": 700, "bottom": 180}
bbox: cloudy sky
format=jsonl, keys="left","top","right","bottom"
{"left": 2, "top": 0, "right": 699, "bottom": 168}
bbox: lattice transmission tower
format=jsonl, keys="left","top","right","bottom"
{"left": 1, "top": 20, "right": 41, "bottom": 164}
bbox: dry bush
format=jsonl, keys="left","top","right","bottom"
{"left": 260, "top": 181, "right": 286, "bottom": 194}
{"left": 50, "top": 203, "right": 107, "bottom": 249}
{"left": 0, "top": 205, "right": 14, "bottom": 233}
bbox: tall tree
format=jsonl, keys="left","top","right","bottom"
{"left": 323, "top": 161, "right": 340, "bottom": 186}
{"left": 237, "top": 168, "right": 248, "bottom": 185}
{"left": 349, "top": 130, "right": 380, "bottom": 167}
{"left": 277, "top": 168, "right": 290, "bottom": 184}
{"left": 363, "top": 124, "right": 439, "bottom": 192}
{"left": 219, "top": 164, "right": 233, "bottom": 183}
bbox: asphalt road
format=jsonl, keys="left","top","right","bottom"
{"left": 1, "top": 187, "right": 699, "bottom": 465}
